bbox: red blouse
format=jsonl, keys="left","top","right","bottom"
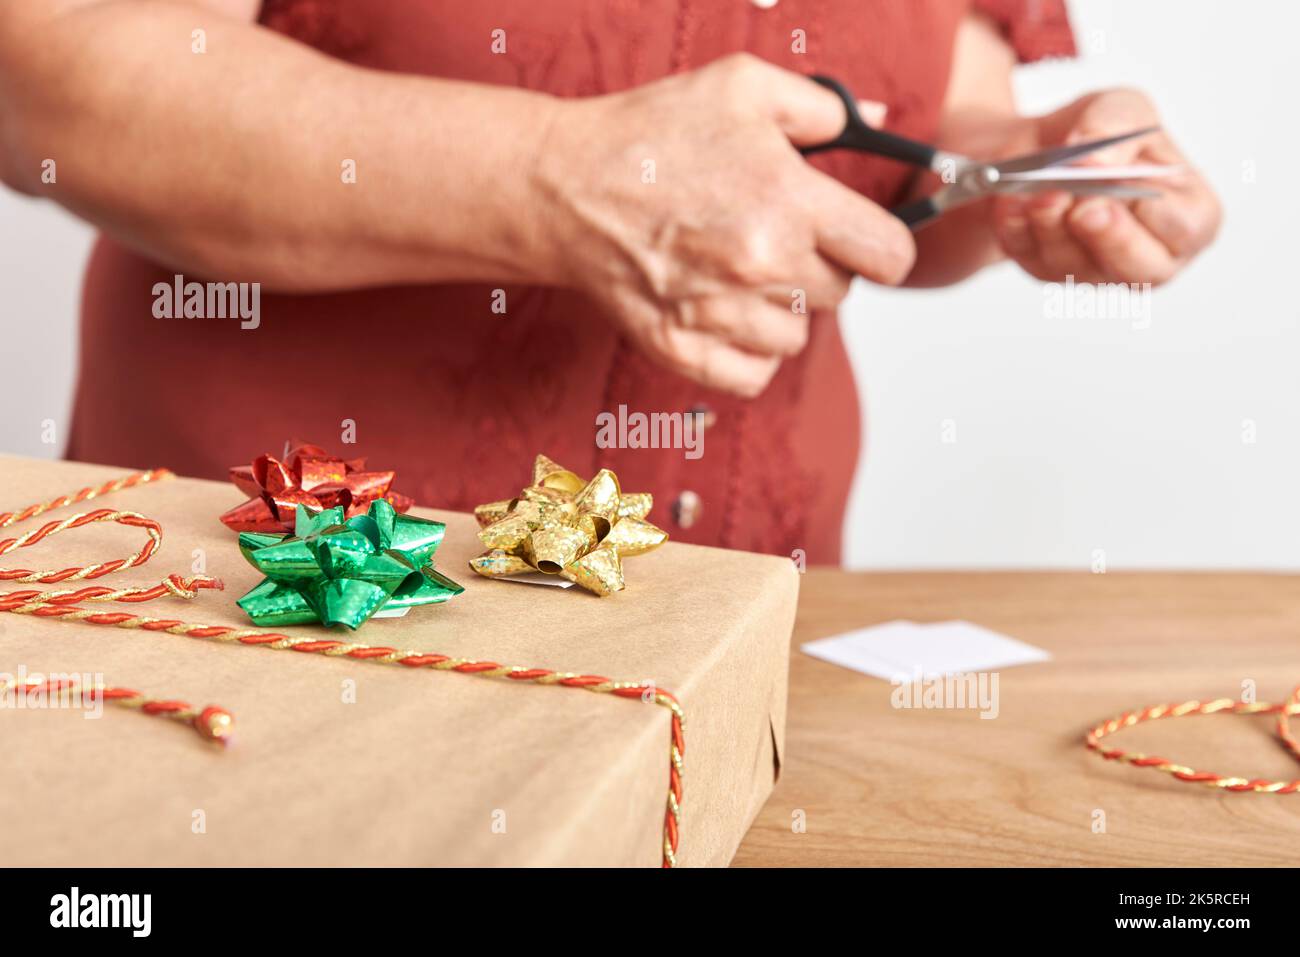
{"left": 68, "top": 0, "right": 1073, "bottom": 564}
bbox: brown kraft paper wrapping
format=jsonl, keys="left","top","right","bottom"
{"left": 0, "top": 455, "right": 796, "bottom": 867}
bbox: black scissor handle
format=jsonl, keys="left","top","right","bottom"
{"left": 889, "top": 196, "right": 942, "bottom": 230}
{"left": 800, "top": 75, "right": 937, "bottom": 171}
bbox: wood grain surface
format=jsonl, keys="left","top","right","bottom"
{"left": 732, "top": 570, "right": 1300, "bottom": 867}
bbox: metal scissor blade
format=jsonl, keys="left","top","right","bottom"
{"left": 998, "top": 164, "right": 1185, "bottom": 183}
{"left": 993, "top": 126, "right": 1160, "bottom": 175}
{"left": 997, "top": 181, "right": 1162, "bottom": 200}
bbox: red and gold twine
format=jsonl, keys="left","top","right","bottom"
{"left": 0, "top": 673, "right": 234, "bottom": 742}
{"left": 1086, "top": 687, "right": 1300, "bottom": 793}
{"left": 1, "top": 470, "right": 685, "bottom": 867}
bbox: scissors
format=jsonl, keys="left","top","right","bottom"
{"left": 801, "top": 75, "right": 1182, "bottom": 230}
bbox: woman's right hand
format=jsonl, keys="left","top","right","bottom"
{"left": 531, "top": 53, "right": 916, "bottom": 398}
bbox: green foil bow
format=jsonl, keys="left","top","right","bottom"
{"left": 236, "top": 499, "right": 463, "bottom": 629}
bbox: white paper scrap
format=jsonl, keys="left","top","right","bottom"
{"left": 801, "top": 620, "right": 1050, "bottom": 682}
{"left": 496, "top": 572, "right": 576, "bottom": 589}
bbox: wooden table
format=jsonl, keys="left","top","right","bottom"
{"left": 732, "top": 571, "right": 1300, "bottom": 866}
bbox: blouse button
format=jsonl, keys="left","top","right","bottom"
{"left": 750, "top": 0, "right": 779, "bottom": 8}
{"left": 689, "top": 403, "right": 717, "bottom": 430}
{"left": 671, "top": 490, "right": 703, "bottom": 529}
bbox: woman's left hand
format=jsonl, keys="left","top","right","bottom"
{"left": 990, "top": 89, "right": 1221, "bottom": 285}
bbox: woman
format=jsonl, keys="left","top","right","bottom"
{"left": 0, "top": 0, "right": 1219, "bottom": 563}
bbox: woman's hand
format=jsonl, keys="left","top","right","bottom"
{"left": 533, "top": 54, "right": 916, "bottom": 397}
{"left": 990, "top": 89, "right": 1221, "bottom": 286}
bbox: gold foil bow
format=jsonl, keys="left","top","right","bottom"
{"left": 471, "top": 454, "right": 667, "bottom": 596}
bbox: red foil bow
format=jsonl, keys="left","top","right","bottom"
{"left": 219, "top": 443, "right": 414, "bottom": 533}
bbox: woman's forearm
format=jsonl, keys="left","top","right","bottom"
{"left": 0, "top": 0, "right": 562, "bottom": 291}
{"left": 0, "top": 5, "right": 920, "bottom": 398}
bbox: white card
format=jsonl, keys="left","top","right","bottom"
{"left": 801, "top": 620, "right": 1049, "bottom": 682}
{"left": 496, "top": 572, "right": 576, "bottom": 589}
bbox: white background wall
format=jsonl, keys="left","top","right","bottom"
{"left": 1, "top": 1, "right": 1294, "bottom": 569}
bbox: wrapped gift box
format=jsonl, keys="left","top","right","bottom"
{"left": 0, "top": 455, "right": 797, "bottom": 867}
